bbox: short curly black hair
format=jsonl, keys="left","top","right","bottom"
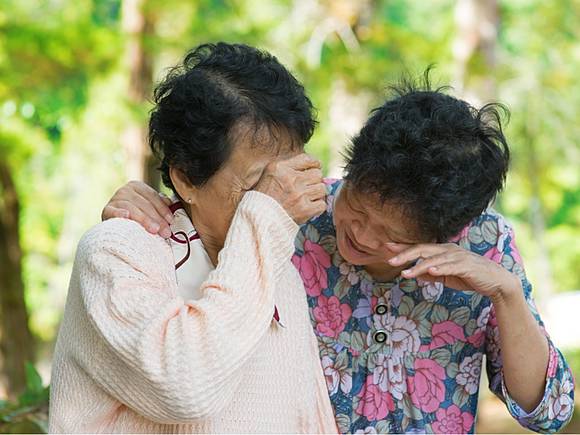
{"left": 344, "top": 72, "right": 510, "bottom": 242}
{"left": 149, "top": 42, "right": 316, "bottom": 191}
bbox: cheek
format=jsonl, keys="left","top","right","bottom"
{"left": 382, "top": 250, "right": 398, "bottom": 263}
{"left": 333, "top": 202, "right": 352, "bottom": 225}
{"left": 211, "top": 178, "right": 244, "bottom": 206}
{"left": 333, "top": 211, "right": 349, "bottom": 240}
{"left": 200, "top": 185, "right": 240, "bottom": 223}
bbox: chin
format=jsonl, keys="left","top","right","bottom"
{"left": 338, "top": 250, "right": 359, "bottom": 265}
{"left": 336, "top": 240, "right": 372, "bottom": 266}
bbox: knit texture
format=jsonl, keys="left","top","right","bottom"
{"left": 49, "top": 191, "right": 337, "bottom": 433}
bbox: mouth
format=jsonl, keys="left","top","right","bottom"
{"left": 344, "top": 231, "right": 373, "bottom": 258}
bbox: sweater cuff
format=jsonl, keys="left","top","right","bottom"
{"left": 238, "top": 191, "right": 299, "bottom": 257}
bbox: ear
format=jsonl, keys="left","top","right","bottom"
{"left": 169, "top": 167, "right": 197, "bottom": 205}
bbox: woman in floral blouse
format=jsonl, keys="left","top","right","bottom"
{"left": 103, "top": 77, "right": 574, "bottom": 433}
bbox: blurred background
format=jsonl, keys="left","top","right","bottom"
{"left": 0, "top": 0, "right": 578, "bottom": 432}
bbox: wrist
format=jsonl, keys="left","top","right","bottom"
{"left": 490, "top": 271, "right": 523, "bottom": 307}
{"left": 240, "top": 191, "right": 298, "bottom": 239}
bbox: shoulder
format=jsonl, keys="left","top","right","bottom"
{"left": 323, "top": 177, "right": 343, "bottom": 196}
{"left": 73, "top": 220, "right": 179, "bottom": 328}
{"left": 453, "top": 209, "right": 527, "bottom": 276}
{"left": 294, "top": 179, "right": 342, "bottom": 252}
{"left": 453, "top": 208, "right": 515, "bottom": 254}
{"left": 77, "top": 218, "right": 173, "bottom": 271}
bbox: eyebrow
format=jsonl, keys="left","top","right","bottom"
{"left": 347, "top": 187, "right": 420, "bottom": 243}
{"left": 377, "top": 206, "right": 420, "bottom": 243}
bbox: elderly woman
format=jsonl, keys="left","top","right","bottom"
{"left": 48, "top": 43, "right": 338, "bottom": 433}
{"left": 106, "top": 75, "right": 575, "bottom": 433}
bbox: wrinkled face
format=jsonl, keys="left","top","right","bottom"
{"left": 333, "top": 181, "right": 427, "bottom": 268}
{"left": 186, "top": 127, "right": 299, "bottom": 251}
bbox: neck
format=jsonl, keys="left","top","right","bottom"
{"left": 187, "top": 204, "right": 224, "bottom": 267}
{"left": 363, "top": 262, "right": 405, "bottom": 283}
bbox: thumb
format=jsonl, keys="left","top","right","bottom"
{"left": 287, "top": 153, "right": 321, "bottom": 171}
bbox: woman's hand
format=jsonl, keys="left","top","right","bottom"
{"left": 101, "top": 154, "right": 326, "bottom": 236}
{"left": 387, "top": 242, "right": 521, "bottom": 300}
{"left": 390, "top": 241, "right": 552, "bottom": 414}
{"left": 254, "top": 154, "right": 327, "bottom": 224}
{"left": 101, "top": 181, "right": 174, "bottom": 238}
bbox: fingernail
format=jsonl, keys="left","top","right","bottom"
{"left": 150, "top": 222, "right": 160, "bottom": 232}
{"left": 402, "top": 269, "right": 411, "bottom": 275}
{"left": 160, "top": 227, "right": 172, "bottom": 239}
{"left": 389, "top": 256, "right": 399, "bottom": 264}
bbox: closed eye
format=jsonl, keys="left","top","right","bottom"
{"left": 346, "top": 190, "right": 365, "bottom": 214}
{"left": 240, "top": 165, "right": 265, "bottom": 192}
{"left": 244, "top": 181, "right": 260, "bottom": 191}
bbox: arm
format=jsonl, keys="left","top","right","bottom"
{"left": 483, "top": 225, "right": 575, "bottom": 433}
{"left": 389, "top": 217, "right": 575, "bottom": 432}
{"left": 75, "top": 191, "right": 297, "bottom": 423}
{"left": 77, "top": 154, "right": 326, "bottom": 423}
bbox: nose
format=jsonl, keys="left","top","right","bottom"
{"left": 351, "top": 220, "right": 380, "bottom": 252}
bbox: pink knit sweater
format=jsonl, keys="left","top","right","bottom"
{"left": 49, "top": 192, "right": 337, "bottom": 433}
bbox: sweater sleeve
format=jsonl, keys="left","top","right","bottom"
{"left": 72, "top": 191, "right": 298, "bottom": 423}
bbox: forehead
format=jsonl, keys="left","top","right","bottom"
{"left": 350, "top": 189, "right": 405, "bottom": 222}
{"left": 344, "top": 183, "right": 422, "bottom": 241}
{"left": 230, "top": 122, "right": 302, "bottom": 161}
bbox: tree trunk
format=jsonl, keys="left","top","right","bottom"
{"left": 0, "top": 160, "right": 35, "bottom": 398}
{"left": 327, "top": 79, "right": 370, "bottom": 178}
{"left": 523, "top": 103, "right": 554, "bottom": 301}
{"left": 452, "top": 0, "right": 499, "bottom": 103}
{"left": 312, "top": 0, "right": 373, "bottom": 178}
{"left": 121, "top": 0, "right": 160, "bottom": 188}
{"left": 453, "top": 0, "right": 554, "bottom": 301}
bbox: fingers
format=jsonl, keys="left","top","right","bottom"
{"left": 301, "top": 167, "right": 324, "bottom": 185}
{"left": 130, "top": 194, "right": 174, "bottom": 239}
{"left": 310, "top": 198, "right": 327, "bottom": 217}
{"left": 295, "top": 198, "right": 327, "bottom": 224}
{"left": 102, "top": 181, "right": 174, "bottom": 238}
{"left": 254, "top": 153, "right": 325, "bottom": 224}
{"left": 287, "top": 153, "right": 321, "bottom": 171}
{"left": 401, "top": 251, "right": 461, "bottom": 279}
{"left": 426, "top": 261, "right": 466, "bottom": 277}
{"left": 159, "top": 192, "right": 173, "bottom": 206}
{"left": 123, "top": 191, "right": 173, "bottom": 239}
{"left": 101, "top": 205, "right": 130, "bottom": 221}
{"left": 112, "top": 200, "right": 170, "bottom": 237}
{"left": 128, "top": 181, "right": 174, "bottom": 225}
{"left": 305, "top": 183, "right": 327, "bottom": 201}
{"left": 388, "top": 243, "right": 454, "bottom": 266}
{"left": 383, "top": 242, "right": 413, "bottom": 257}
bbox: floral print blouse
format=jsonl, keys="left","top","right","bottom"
{"left": 291, "top": 179, "right": 575, "bottom": 434}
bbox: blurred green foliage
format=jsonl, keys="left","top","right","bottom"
{"left": 0, "top": 364, "right": 48, "bottom": 433}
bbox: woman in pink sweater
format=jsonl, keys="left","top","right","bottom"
{"left": 49, "top": 43, "right": 337, "bottom": 433}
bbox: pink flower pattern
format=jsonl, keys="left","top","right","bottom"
{"left": 407, "top": 359, "right": 446, "bottom": 413}
{"left": 292, "top": 179, "right": 575, "bottom": 434}
{"left": 432, "top": 405, "right": 474, "bottom": 433}
{"left": 356, "top": 375, "right": 395, "bottom": 420}
{"left": 291, "top": 239, "right": 330, "bottom": 297}
{"left": 313, "top": 295, "right": 352, "bottom": 338}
